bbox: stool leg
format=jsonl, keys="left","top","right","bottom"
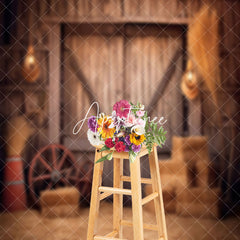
{"left": 149, "top": 146, "right": 168, "bottom": 240}
{"left": 113, "top": 158, "right": 123, "bottom": 238}
{"left": 130, "top": 156, "right": 144, "bottom": 240}
{"left": 87, "top": 150, "right": 104, "bottom": 240}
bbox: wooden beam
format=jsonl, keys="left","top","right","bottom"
{"left": 0, "top": 43, "right": 49, "bottom": 54}
{"left": 48, "top": 23, "right": 61, "bottom": 143}
{"left": 147, "top": 49, "right": 182, "bottom": 115}
{"left": 43, "top": 16, "right": 189, "bottom": 25}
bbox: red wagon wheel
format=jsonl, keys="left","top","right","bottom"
{"left": 28, "top": 144, "right": 93, "bottom": 205}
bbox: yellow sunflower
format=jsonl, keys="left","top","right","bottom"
{"left": 97, "top": 116, "right": 115, "bottom": 139}
{"left": 129, "top": 132, "right": 145, "bottom": 145}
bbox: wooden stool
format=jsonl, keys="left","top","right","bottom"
{"left": 87, "top": 146, "right": 168, "bottom": 240}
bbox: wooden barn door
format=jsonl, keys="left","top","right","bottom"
{"left": 62, "top": 24, "right": 184, "bottom": 152}
{"left": 124, "top": 25, "right": 184, "bottom": 148}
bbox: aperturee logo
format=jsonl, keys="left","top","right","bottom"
{"left": 73, "top": 100, "right": 167, "bottom": 163}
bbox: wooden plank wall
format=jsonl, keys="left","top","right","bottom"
{"left": 0, "top": 0, "right": 239, "bottom": 160}
{"left": 63, "top": 25, "right": 124, "bottom": 137}
{"left": 63, "top": 23, "right": 183, "bottom": 149}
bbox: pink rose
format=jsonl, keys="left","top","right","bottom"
{"left": 125, "top": 114, "right": 136, "bottom": 127}
{"left": 136, "top": 118, "right": 146, "bottom": 127}
{"left": 136, "top": 110, "right": 145, "bottom": 117}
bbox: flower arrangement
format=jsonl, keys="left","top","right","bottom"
{"left": 87, "top": 100, "right": 167, "bottom": 163}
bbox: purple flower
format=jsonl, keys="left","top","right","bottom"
{"left": 125, "top": 135, "right": 131, "bottom": 146}
{"left": 88, "top": 116, "right": 98, "bottom": 132}
{"left": 124, "top": 145, "right": 130, "bottom": 152}
{"left": 132, "top": 144, "right": 141, "bottom": 153}
{"left": 115, "top": 119, "right": 125, "bottom": 131}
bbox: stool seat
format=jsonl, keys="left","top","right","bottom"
{"left": 87, "top": 146, "right": 168, "bottom": 240}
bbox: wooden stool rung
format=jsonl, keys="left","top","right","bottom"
{"left": 120, "top": 176, "right": 152, "bottom": 184}
{"left": 121, "top": 219, "right": 158, "bottom": 231}
{"left": 99, "top": 186, "right": 132, "bottom": 195}
{"left": 105, "top": 230, "right": 118, "bottom": 237}
{"left": 142, "top": 192, "right": 159, "bottom": 205}
{"left": 94, "top": 236, "right": 127, "bottom": 240}
{"left": 99, "top": 192, "right": 112, "bottom": 201}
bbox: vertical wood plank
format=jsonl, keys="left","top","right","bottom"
{"left": 48, "top": 23, "right": 61, "bottom": 143}
{"left": 129, "top": 157, "right": 144, "bottom": 240}
{"left": 87, "top": 150, "right": 104, "bottom": 240}
{"left": 149, "top": 146, "right": 168, "bottom": 240}
{"left": 90, "top": 0, "right": 103, "bottom": 17}
{"left": 77, "top": 0, "right": 90, "bottom": 16}
{"left": 67, "top": 0, "right": 77, "bottom": 17}
{"left": 124, "top": 0, "right": 139, "bottom": 16}
{"left": 113, "top": 158, "right": 123, "bottom": 238}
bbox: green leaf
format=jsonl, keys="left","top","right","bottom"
{"left": 106, "top": 152, "right": 113, "bottom": 160}
{"left": 95, "top": 153, "right": 113, "bottom": 163}
{"left": 129, "top": 151, "right": 137, "bottom": 163}
{"left": 99, "top": 145, "right": 110, "bottom": 152}
{"left": 153, "top": 123, "right": 157, "bottom": 133}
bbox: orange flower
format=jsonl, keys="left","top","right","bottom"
{"left": 97, "top": 116, "right": 115, "bottom": 139}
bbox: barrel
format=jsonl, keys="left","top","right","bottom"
{"left": 2, "top": 156, "right": 27, "bottom": 211}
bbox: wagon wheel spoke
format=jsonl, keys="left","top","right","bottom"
{"left": 32, "top": 174, "right": 51, "bottom": 182}
{"left": 68, "top": 176, "right": 79, "bottom": 182}
{"left": 85, "top": 169, "right": 93, "bottom": 182}
{"left": 29, "top": 144, "right": 78, "bottom": 206}
{"left": 81, "top": 182, "right": 91, "bottom": 197}
{"left": 46, "top": 182, "right": 53, "bottom": 190}
{"left": 60, "top": 167, "right": 75, "bottom": 179}
{"left": 38, "top": 155, "right": 52, "bottom": 172}
{"left": 60, "top": 177, "right": 71, "bottom": 186}
{"left": 57, "top": 150, "right": 68, "bottom": 171}
{"left": 51, "top": 145, "right": 58, "bottom": 169}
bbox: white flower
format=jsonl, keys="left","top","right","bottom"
{"left": 131, "top": 125, "right": 145, "bottom": 135}
{"left": 116, "top": 131, "right": 124, "bottom": 137}
{"left": 87, "top": 129, "right": 103, "bottom": 146}
{"left": 136, "top": 118, "right": 146, "bottom": 127}
{"left": 139, "top": 104, "right": 144, "bottom": 110}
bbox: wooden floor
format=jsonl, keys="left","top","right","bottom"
{"left": 0, "top": 201, "right": 239, "bottom": 240}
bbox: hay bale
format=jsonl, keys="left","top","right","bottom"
{"left": 170, "top": 136, "right": 213, "bottom": 187}
{"left": 160, "top": 174, "right": 188, "bottom": 192}
{"left": 40, "top": 187, "right": 80, "bottom": 218}
{"left": 182, "top": 136, "right": 210, "bottom": 165}
{"left": 171, "top": 136, "right": 210, "bottom": 165}
{"left": 171, "top": 136, "right": 185, "bottom": 161}
{"left": 195, "top": 161, "right": 209, "bottom": 187}
{"left": 176, "top": 187, "right": 220, "bottom": 204}
{"left": 159, "top": 160, "right": 188, "bottom": 192}
{"left": 144, "top": 185, "right": 176, "bottom": 213}
{"left": 159, "top": 159, "right": 187, "bottom": 176}
{"left": 40, "top": 187, "right": 80, "bottom": 206}
{"left": 176, "top": 187, "right": 221, "bottom": 218}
